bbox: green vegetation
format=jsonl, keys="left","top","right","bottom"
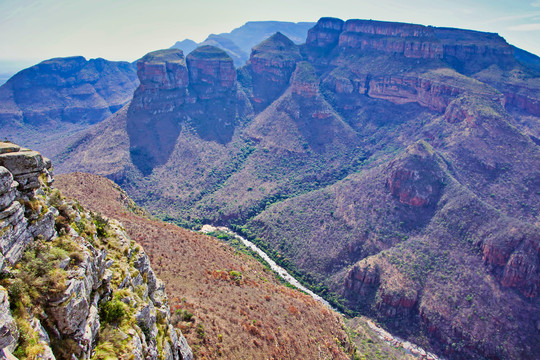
{"left": 3, "top": 240, "right": 70, "bottom": 312}
{"left": 187, "top": 45, "right": 232, "bottom": 61}
{"left": 100, "top": 300, "right": 126, "bottom": 324}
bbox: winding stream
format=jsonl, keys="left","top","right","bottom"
{"left": 200, "top": 225, "right": 441, "bottom": 360}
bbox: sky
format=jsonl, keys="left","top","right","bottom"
{"left": 0, "top": 0, "right": 539, "bottom": 73}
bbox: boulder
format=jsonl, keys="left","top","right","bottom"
{"left": 0, "top": 150, "right": 45, "bottom": 176}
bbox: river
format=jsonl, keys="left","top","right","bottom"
{"left": 200, "top": 224, "right": 442, "bottom": 360}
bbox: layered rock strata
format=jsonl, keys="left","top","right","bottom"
{"left": 306, "top": 18, "right": 514, "bottom": 68}
{"left": 128, "top": 46, "right": 251, "bottom": 176}
{"left": 0, "top": 142, "right": 55, "bottom": 267}
{"left": 248, "top": 32, "right": 302, "bottom": 111}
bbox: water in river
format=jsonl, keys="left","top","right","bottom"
{"left": 200, "top": 224, "right": 441, "bottom": 360}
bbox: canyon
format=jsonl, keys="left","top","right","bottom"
{"left": 1, "top": 17, "right": 539, "bottom": 360}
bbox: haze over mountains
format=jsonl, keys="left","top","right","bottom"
{"left": 1, "top": 17, "right": 539, "bottom": 360}
{"left": 0, "top": 57, "right": 138, "bottom": 157}
{"left": 170, "top": 21, "right": 315, "bottom": 66}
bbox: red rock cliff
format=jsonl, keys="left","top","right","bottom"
{"left": 338, "top": 19, "right": 443, "bottom": 59}
{"left": 137, "top": 49, "right": 189, "bottom": 91}
{"left": 186, "top": 45, "right": 237, "bottom": 100}
{"left": 306, "top": 17, "right": 344, "bottom": 50}
{"left": 249, "top": 32, "right": 301, "bottom": 111}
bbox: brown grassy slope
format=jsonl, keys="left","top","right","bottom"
{"left": 55, "top": 172, "right": 351, "bottom": 360}
{"left": 247, "top": 97, "right": 540, "bottom": 359}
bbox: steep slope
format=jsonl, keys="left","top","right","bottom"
{"left": 54, "top": 172, "right": 358, "bottom": 360}
{"left": 0, "top": 56, "right": 138, "bottom": 158}
{"left": 0, "top": 142, "right": 191, "bottom": 359}
{"left": 56, "top": 17, "right": 540, "bottom": 359}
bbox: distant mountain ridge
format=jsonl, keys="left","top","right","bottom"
{"left": 7, "top": 17, "right": 540, "bottom": 359}
{"left": 0, "top": 56, "right": 138, "bottom": 157}
{"left": 171, "top": 21, "right": 315, "bottom": 66}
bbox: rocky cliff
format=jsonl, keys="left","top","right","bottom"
{"left": 54, "top": 17, "right": 540, "bottom": 360}
{"left": 127, "top": 46, "right": 252, "bottom": 176}
{"left": 0, "top": 142, "right": 192, "bottom": 360}
{"left": 246, "top": 32, "right": 302, "bottom": 111}
{"left": 306, "top": 18, "right": 514, "bottom": 69}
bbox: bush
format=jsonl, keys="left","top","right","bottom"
{"left": 100, "top": 300, "right": 126, "bottom": 324}
{"left": 173, "top": 309, "right": 194, "bottom": 323}
{"left": 94, "top": 214, "right": 110, "bottom": 238}
{"left": 196, "top": 323, "right": 205, "bottom": 339}
{"left": 229, "top": 270, "right": 242, "bottom": 284}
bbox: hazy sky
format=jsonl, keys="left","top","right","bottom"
{"left": 1, "top": 0, "right": 539, "bottom": 69}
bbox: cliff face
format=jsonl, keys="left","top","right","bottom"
{"left": 247, "top": 32, "right": 302, "bottom": 111}
{"left": 306, "top": 17, "right": 344, "bottom": 51}
{"left": 338, "top": 19, "right": 443, "bottom": 60}
{"left": 186, "top": 45, "right": 237, "bottom": 99}
{"left": 137, "top": 49, "right": 189, "bottom": 92}
{"left": 306, "top": 18, "right": 514, "bottom": 70}
{"left": 0, "top": 142, "right": 192, "bottom": 360}
{"left": 127, "top": 46, "right": 251, "bottom": 176}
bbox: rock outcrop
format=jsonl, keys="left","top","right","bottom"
{"left": 127, "top": 46, "right": 251, "bottom": 176}
{"left": 433, "top": 27, "right": 515, "bottom": 74}
{"left": 290, "top": 61, "right": 320, "bottom": 98}
{"left": 0, "top": 142, "right": 192, "bottom": 360}
{"left": 0, "top": 142, "right": 55, "bottom": 267}
{"left": 137, "top": 49, "right": 189, "bottom": 92}
{"left": 306, "top": 18, "right": 514, "bottom": 71}
{"left": 306, "top": 17, "right": 344, "bottom": 51}
{"left": 186, "top": 45, "right": 237, "bottom": 100}
{"left": 338, "top": 19, "right": 443, "bottom": 59}
{"left": 0, "top": 286, "right": 18, "bottom": 353}
{"left": 387, "top": 142, "right": 445, "bottom": 207}
{"left": 247, "top": 32, "right": 302, "bottom": 111}
{"left": 503, "top": 92, "right": 540, "bottom": 116}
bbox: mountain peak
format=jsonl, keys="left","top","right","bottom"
{"left": 252, "top": 32, "right": 298, "bottom": 54}
{"left": 187, "top": 45, "right": 233, "bottom": 61}
{"left": 140, "top": 48, "right": 186, "bottom": 64}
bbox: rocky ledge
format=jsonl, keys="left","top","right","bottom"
{"left": 307, "top": 17, "right": 514, "bottom": 69}
{"left": 0, "top": 142, "right": 192, "bottom": 360}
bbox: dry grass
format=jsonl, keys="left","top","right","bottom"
{"left": 55, "top": 172, "right": 352, "bottom": 360}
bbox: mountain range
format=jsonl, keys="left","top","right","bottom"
{"left": 1, "top": 17, "right": 539, "bottom": 360}
{"left": 171, "top": 21, "right": 315, "bottom": 66}
{"left": 0, "top": 56, "right": 138, "bottom": 157}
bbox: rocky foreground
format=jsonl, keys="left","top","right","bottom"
{"left": 0, "top": 141, "right": 192, "bottom": 359}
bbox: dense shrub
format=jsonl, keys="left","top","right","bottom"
{"left": 99, "top": 300, "right": 126, "bottom": 324}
